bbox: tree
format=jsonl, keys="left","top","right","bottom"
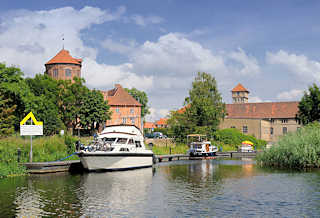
{"left": 79, "top": 89, "right": 111, "bottom": 134}
{"left": 168, "top": 72, "right": 226, "bottom": 141}
{"left": 25, "top": 74, "right": 64, "bottom": 135}
{"left": 297, "top": 84, "right": 320, "bottom": 125}
{"left": 125, "top": 87, "right": 150, "bottom": 119}
{"left": 0, "top": 63, "right": 35, "bottom": 130}
{"left": 0, "top": 89, "right": 16, "bottom": 137}
{"left": 58, "top": 77, "right": 89, "bottom": 133}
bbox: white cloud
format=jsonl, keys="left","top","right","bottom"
{"left": 248, "top": 96, "right": 263, "bottom": 103}
{"left": 276, "top": 89, "right": 304, "bottom": 101}
{"left": 145, "top": 108, "right": 169, "bottom": 121}
{"left": 101, "top": 38, "right": 137, "bottom": 55}
{"left": 83, "top": 58, "right": 153, "bottom": 90}
{"left": 266, "top": 50, "right": 320, "bottom": 81}
{"left": 131, "top": 33, "right": 227, "bottom": 77}
{"left": 131, "top": 15, "right": 164, "bottom": 26}
{"left": 0, "top": 6, "right": 125, "bottom": 77}
{"left": 229, "top": 48, "right": 261, "bottom": 75}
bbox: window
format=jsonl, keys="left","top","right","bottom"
{"left": 242, "top": 126, "right": 248, "bottom": 134}
{"left": 135, "top": 141, "right": 141, "bottom": 148}
{"left": 53, "top": 69, "right": 58, "bottom": 77}
{"left": 283, "top": 127, "right": 287, "bottom": 135}
{"left": 122, "top": 117, "right": 127, "bottom": 124}
{"left": 130, "top": 108, "right": 134, "bottom": 114}
{"left": 116, "top": 108, "right": 120, "bottom": 113}
{"left": 128, "top": 139, "right": 134, "bottom": 145}
{"left": 237, "top": 91, "right": 240, "bottom": 96}
{"left": 231, "top": 126, "right": 236, "bottom": 128}
{"left": 282, "top": 119, "right": 288, "bottom": 124}
{"left": 130, "top": 117, "right": 135, "bottom": 124}
{"left": 271, "top": 119, "right": 275, "bottom": 124}
{"left": 117, "top": 138, "right": 127, "bottom": 144}
{"left": 270, "top": 127, "right": 274, "bottom": 135}
{"left": 65, "top": 69, "right": 71, "bottom": 77}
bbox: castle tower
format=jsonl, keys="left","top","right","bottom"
{"left": 231, "top": 83, "right": 249, "bottom": 103}
{"left": 45, "top": 49, "right": 82, "bottom": 80}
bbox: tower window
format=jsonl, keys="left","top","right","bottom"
{"left": 53, "top": 69, "right": 58, "bottom": 77}
{"left": 65, "top": 69, "right": 71, "bottom": 77}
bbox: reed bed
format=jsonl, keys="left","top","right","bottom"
{"left": 256, "top": 123, "right": 320, "bottom": 169}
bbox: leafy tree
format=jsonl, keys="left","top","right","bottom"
{"left": 125, "top": 87, "right": 150, "bottom": 119}
{"left": 79, "top": 89, "right": 111, "bottom": 134}
{"left": 297, "top": 84, "right": 320, "bottom": 125}
{"left": 57, "top": 77, "right": 89, "bottom": 133}
{"left": 25, "top": 75, "right": 64, "bottom": 135}
{"left": 168, "top": 72, "right": 226, "bottom": 141}
{"left": 0, "top": 89, "right": 16, "bottom": 137}
{"left": 0, "top": 63, "right": 35, "bottom": 130}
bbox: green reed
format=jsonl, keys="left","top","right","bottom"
{"left": 256, "top": 122, "right": 320, "bottom": 169}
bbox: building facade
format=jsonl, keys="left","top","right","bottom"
{"left": 45, "top": 49, "right": 82, "bottom": 80}
{"left": 101, "top": 84, "right": 142, "bottom": 130}
{"left": 219, "top": 84, "right": 301, "bottom": 142}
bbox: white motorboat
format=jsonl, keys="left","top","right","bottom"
{"left": 77, "top": 125, "right": 154, "bottom": 171}
{"left": 187, "top": 134, "right": 218, "bottom": 157}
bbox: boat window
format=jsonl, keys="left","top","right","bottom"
{"left": 103, "top": 138, "right": 116, "bottom": 144}
{"left": 128, "top": 139, "right": 134, "bottom": 144}
{"left": 117, "top": 138, "right": 128, "bottom": 144}
{"left": 120, "top": 148, "right": 129, "bottom": 151}
{"left": 135, "top": 141, "right": 141, "bottom": 147}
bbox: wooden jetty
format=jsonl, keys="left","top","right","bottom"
{"left": 155, "top": 154, "right": 189, "bottom": 162}
{"left": 216, "top": 151, "right": 258, "bottom": 158}
{"left": 24, "top": 160, "right": 82, "bottom": 174}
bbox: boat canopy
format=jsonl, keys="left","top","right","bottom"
{"left": 242, "top": 141, "right": 253, "bottom": 145}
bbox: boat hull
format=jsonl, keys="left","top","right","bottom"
{"left": 78, "top": 152, "right": 153, "bottom": 171}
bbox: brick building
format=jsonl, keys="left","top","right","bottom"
{"left": 101, "top": 84, "right": 142, "bottom": 129}
{"left": 45, "top": 49, "right": 82, "bottom": 80}
{"left": 219, "top": 84, "right": 301, "bottom": 142}
{"left": 155, "top": 118, "right": 168, "bottom": 128}
{"left": 45, "top": 50, "right": 142, "bottom": 130}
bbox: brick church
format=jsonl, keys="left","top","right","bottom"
{"left": 45, "top": 49, "right": 142, "bottom": 130}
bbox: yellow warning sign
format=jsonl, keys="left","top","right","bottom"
{"left": 20, "top": 112, "right": 43, "bottom": 125}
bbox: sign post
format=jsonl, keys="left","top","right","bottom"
{"left": 20, "top": 112, "right": 43, "bottom": 162}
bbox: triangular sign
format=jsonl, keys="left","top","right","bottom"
{"left": 20, "top": 112, "right": 43, "bottom": 125}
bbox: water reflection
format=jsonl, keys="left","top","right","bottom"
{"left": 2, "top": 159, "right": 320, "bottom": 217}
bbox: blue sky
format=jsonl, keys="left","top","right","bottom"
{"left": 1, "top": 1, "right": 320, "bottom": 121}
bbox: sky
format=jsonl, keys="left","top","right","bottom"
{"left": 1, "top": 0, "right": 320, "bottom": 121}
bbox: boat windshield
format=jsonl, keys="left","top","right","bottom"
{"left": 103, "top": 138, "right": 117, "bottom": 144}
{"left": 116, "top": 138, "right": 128, "bottom": 144}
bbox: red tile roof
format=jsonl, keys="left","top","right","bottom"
{"left": 46, "top": 49, "right": 82, "bottom": 65}
{"left": 144, "top": 122, "right": 156, "bottom": 129}
{"left": 232, "top": 83, "right": 249, "bottom": 92}
{"left": 156, "top": 118, "right": 168, "bottom": 125}
{"left": 101, "top": 84, "right": 142, "bottom": 106}
{"left": 226, "top": 101, "right": 299, "bottom": 119}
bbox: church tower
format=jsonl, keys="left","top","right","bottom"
{"left": 45, "top": 49, "right": 82, "bottom": 80}
{"left": 231, "top": 83, "right": 249, "bottom": 103}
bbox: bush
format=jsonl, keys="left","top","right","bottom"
{"left": 256, "top": 122, "right": 320, "bottom": 169}
{"left": 213, "top": 128, "right": 267, "bottom": 151}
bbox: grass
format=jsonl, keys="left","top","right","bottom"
{"left": 0, "top": 134, "right": 83, "bottom": 178}
{"left": 256, "top": 122, "right": 320, "bottom": 169}
{"left": 151, "top": 143, "right": 189, "bottom": 155}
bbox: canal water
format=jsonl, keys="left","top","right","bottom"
{"left": 1, "top": 158, "right": 320, "bottom": 217}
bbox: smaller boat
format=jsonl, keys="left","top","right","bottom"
{"left": 76, "top": 125, "right": 154, "bottom": 171}
{"left": 239, "top": 141, "right": 254, "bottom": 152}
{"left": 187, "top": 134, "right": 218, "bottom": 157}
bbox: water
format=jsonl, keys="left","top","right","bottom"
{"left": 1, "top": 158, "right": 320, "bottom": 217}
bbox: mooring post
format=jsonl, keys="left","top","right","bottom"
{"left": 17, "top": 147, "right": 21, "bottom": 163}
{"left": 169, "top": 147, "right": 172, "bottom": 155}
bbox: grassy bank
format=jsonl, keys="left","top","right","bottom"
{"left": 151, "top": 143, "right": 189, "bottom": 155}
{"left": 256, "top": 123, "right": 320, "bottom": 169}
{"left": 0, "top": 135, "right": 81, "bottom": 178}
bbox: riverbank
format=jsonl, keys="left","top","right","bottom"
{"left": 257, "top": 123, "right": 320, "bottom": 169}
{"left": 0, "top": 135, "right": 83, "bottom": 178}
